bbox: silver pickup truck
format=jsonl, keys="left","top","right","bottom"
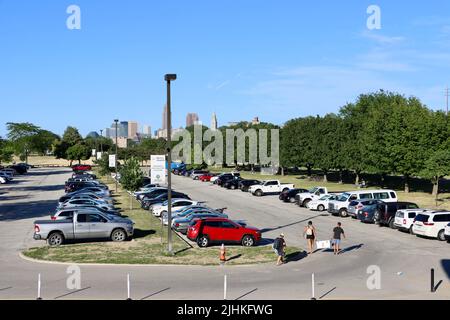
{"left": 34, "top": 211, "right": 134, "bottom": 246}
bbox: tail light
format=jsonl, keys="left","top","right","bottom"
{"left": 51, "top": 216, "right": 56, "bottom": 220}
{"left": 357, "top": 204, "right": 363, "bottom": 209}
{"left": 423, "top": 222, "right": 434, "bottom": 226}
{"left": 34, "top": 225, "right": 40, "bottom": 233}
{"left": 364, "top": 212, "right": 368, "bottom": 217}
{"left": 174, "top": 223, "right": 179, "bottom": 227}
{"left": 403, "top": 219, "right": 406, "bottom": 225}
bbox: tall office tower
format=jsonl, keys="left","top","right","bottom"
{"left": 162, "top": 104, "right": 168, "bottom": 130}
{"left": 186, "top": 113, "right": 199, "bottom": 127}
{"left": 117, "top": 121, "right": 128, "bottom": 137}
{"left": 104, "top": 128, "right": 112, "bottom": 138}
{"left": 143, "top": 125, "right": 151, "bottom": 135}
{"left": 211, "top": 112, "right": 218, "bottom": 130}
{"left": 128, "top": 121, "right": 138, "bottom": 139}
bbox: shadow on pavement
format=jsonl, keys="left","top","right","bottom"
{"left": 339, "top": 243, "right": 364, "bottom": 254}
{"left": 441, "top": 259, "right": 450, "bottom": 279}
{"left": 0, "top": 199, "right": 57, "bottom": 222}
{"left": 260, "top": 214, "right": 323, "bottom": 234}
{"left": 285, "top": 250, "right": 308, "bottom": 263}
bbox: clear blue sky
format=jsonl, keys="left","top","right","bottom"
{"left": 1, "top": 0, "right": 450, "bottom": 137}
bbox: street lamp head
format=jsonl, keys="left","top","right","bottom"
{"left": 114, "top": 119, "right": 119, "bottom": 123}
{"left": 164, "top": 74, "right": 177, "bottom": 81}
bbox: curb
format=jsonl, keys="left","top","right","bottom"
{"left": 18, "top": 251, "right": 263, "bottom": 268}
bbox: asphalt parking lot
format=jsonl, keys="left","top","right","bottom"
{"left": 0, "top": 168, "right": 449, "bottom": 300}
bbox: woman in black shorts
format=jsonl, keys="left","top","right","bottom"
{"left": 303, "top": 221, "right": 316, "bottom": 255}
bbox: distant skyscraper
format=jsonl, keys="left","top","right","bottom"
{"left": 162, "top": 104, "right": 168, "bottom": 131}
{"left": 211, "top": 112, "right": 218, "bottom": 130}
{"left": 143, "top": 125, "right": 151, "bottom": 135}
{"left": 128, "top": 121, "right": 138, "bottom": 138}
{"left": 186, "top": 113, "right": 199, "bottom": 127}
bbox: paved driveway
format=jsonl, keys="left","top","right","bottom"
{"left": 0, "top": 168, "right": 449, "bottom": 300}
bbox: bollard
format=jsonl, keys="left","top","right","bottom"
{"left": 224, "top": 275, "right": 227, "bottom": 300}
{"left": 220, "top": 244, "right": 226, "bottom": 264}
{"left": 37, "top": 273, "right": 42, "bottom": 300}
{"left": 126, "top": 274, "right": 132, "bottom": 300}
{"left": 311, "top": 273, "right": 316, "bottom": 300}
{"left": 431, "top": 268, "right": 435, "bottom": 293}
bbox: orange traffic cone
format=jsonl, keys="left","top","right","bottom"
{"left": 220, "top": 244, "right": 226, "bottom": 264}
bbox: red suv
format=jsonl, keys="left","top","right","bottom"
{"left": 187, "top": 217, "right": 261, "bottom": 247}
{"left": 72, "top": 164, "right": 92, "bottom": 172}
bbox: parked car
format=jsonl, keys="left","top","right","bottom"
{"left": 279, "top": 188, "right": 309, "bottom": 203}
{"left": 191, "top": 170, "right": 210, "bottom": 180}
{"left": 212, "top": 172, "right": 240, "bottom": 184}
{"left": 375, "top": 202, "right": 419, "bottom": 228}
{"left": 444, "top": 223, "right": 450, "bottom": 241}
{"left": 141, "top": 191, "right": 190, "bottom": 210}
{"left": 151, "top": 199, "right": 200, "bottom": 217}
{"left": 216, "top": 174, "right": 240, "bottom": 187}
{"left": 412, "top": 211, "right": 450, "bottom": 241}
{"left": 172, "top": 211, "right": 228, "bottom": 234}
{"left": 295, "top": 187, "right": 330, "bottom": 207}
{"left": 162, "top": 206, "right": 215, "bottom": 225}
{"left": 65, "top": 181, "right": 108, "bottom": 193}
{"left": 34, "top": 211, "right": 134, "bottom": 246}
{"left": 0, "top": 172, "right": 12, "bottom": 182}
{"left": 248, "top": 180, "right": 295, "bottom": 196}
{"left": 57, "top": 198, "right": 115, "bottom": 211}
{"left": 307, "top": 194, "right": 340, "bottom": 212}
{"left": 68, "top": 186, "right": 111, "bottom": 198}
{"left": 394, "top": 209, "right": 428, "bottom": 234}
{"left": 187, "top": 217, "right": 262, "bottom": 247}
{"left": 0, "top": 176, "right": 6, "bottom": 184}
{"left": 9, "top": 164, "right": 27, "bottom": 174}
{"left": 238, "top": 179, "right": 261, "bottom": 192}
{"left": 58, "top": 193, "right": 114, "bottom": 206}
{"left": 72, "top": 164, "right": 92, "bottom": 171}
{"left": 328, "top": 189, "right": 398, "bottom": 217}
{"left": 51, "top": 207, "right": 121, "bottom": 220}
{"left": 348, "top": 199, "right": 384, "bottom": 219}
{"left": 223, "top": 177, "right": 243, "bottom": 190}
{"left": 199, "top": 173, "right": 216, "bottom": 182}
{"left": 135, "top": 188, "right": 168, "bottom": 201}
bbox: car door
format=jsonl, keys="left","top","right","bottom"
{"left": 74, "top": 213, "right": 91, "bottom": 239}
{"left": 87, "top": 213, "right": 109, "bottom": 238}
{"left": 220, "top": 220, "right": 241, "bottom": 242}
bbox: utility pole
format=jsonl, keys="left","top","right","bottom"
{"left": 100, "top": 129, "right": 103, "bottom": 153}
{"left": 114, "top": 119, "right": 119, "bottom": 193}
{"left": 164, "top": 74, "right": 177, "bottom": 254}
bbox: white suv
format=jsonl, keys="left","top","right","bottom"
{"left": 412, "top": 211, "right": 450, "bottom": 241}
{"left": 394, "top": 209, "right": 427, "bottom": 234}
{"left": 444, "top": 223, "right": 450, "bottom": 242}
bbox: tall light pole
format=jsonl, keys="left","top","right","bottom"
{"left": 114, "top": 119, "right": 119, "bottom": 193}
{"left": 165, "top": 73, "right": 177, "bottom": 254}
{"left": 100, "top": 129, "right": 103, "bottom": 153}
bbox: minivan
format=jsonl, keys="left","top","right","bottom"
{"left": 412, "top": 211, "right": 450, "bottom": 241}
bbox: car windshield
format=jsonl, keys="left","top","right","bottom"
{"left": 337, "top": 193, "right": 350, "bottom": 202}
{"left": 319, "top": 195, "right": 330, "bottom": 200}
{"left": 308, "top": 187, "right": 318, "bottom": 193}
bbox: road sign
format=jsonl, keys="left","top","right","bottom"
{"left": 151, "top": 155, "right": 166, "bottom": 184}
{"left": 109, "top": 154, "right": 116, "bottom": 168}
{"left": 96, "top": 152, "right": 102, "bottom": 160}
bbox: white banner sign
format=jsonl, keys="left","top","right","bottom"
{"left": 151, "top": 155, "right": 166, "bottom": 185}
{"left": 91, "top": 149, "right": 96, "bottom": 157}
{"left": 109, "top": 154, "right": 116, "bottom": 168}
{"left": 96, "top": 152, "right": 102, "bottom": 160}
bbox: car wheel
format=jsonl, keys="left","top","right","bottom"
{"left": 255, "top": 190, "right": 263, "bottom": 197}
{"left": 289, "top": 197, "right": 296, "bottom": 203}
{"left": 241, "top": 235, "right": 255, "bottom": 247}
{"left": 282, "top": 188, "right": 289, "bottom": 193}
{"left": 231, "top": 185, "right": 236, "bottom": 190}
{"left": 47, "top": 232, "right": 64, "bottom": 247}
{"left": 437, "top": 230, "right": 446, "bottom": 241}
{"left": 389, "top": 218, "right": 396, "bottom": 229}
{"left": 317, "top": 204, "right": 325, "bottom": 212}
{"left": 409, "top": 225, "right": 415, "bottom": 235}
{"left": 339, "top": 208, "right": 348, "bottom": 218}
{"left": 302, "top": 199, "right": 311, "bottom": 208}
{"left": 111, "top": 229, "right": 127, "bottom": 242}
{"left": 197, "top": 235, "right": 209, "bottom": 247}
{"left": 159, "top": 210, "right": 167, "bottom": 217}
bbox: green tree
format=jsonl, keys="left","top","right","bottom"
{"left": 31, "top": 130, "right": 60, "bottom": 155}
{"left": 93, "top": 153, "right": 113, "bottom": 176}
{"left": 6, "top": 122, "right": 41, "bottom": 163}
{"left": 66, "top": 143, "right": 91, "bottom": 165}
{"left": 0, "top": 137, "right": 14, "bottom": 164}
{"left": 421, "top": 149, "right": 450, "bottom": 196}
{"left": 119, "top": 157, "right": 144, "bottom": 209}
{"left": 54, "top": 126, "right": 84, "bottom": 161}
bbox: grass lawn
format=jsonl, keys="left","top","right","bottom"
{"left": 209, "top": 168, "right": 450, "bottom": 211}
{"left": 23, "top": 174, "right": 302, "bottom": 265}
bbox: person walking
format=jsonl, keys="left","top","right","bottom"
{"left": 273, "top": 233, "right": 286, "bottom": 266}
{"left": 332, "top": 222, "right": 346, "bottom": 255}
{"left": 303, "top": 221, "right": 316, "bottom": 255}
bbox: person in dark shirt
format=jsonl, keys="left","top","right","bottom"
{"left": 332, "top": 222, "right": 346, "bottom": 255}
{"left": 273, "top": 233, "right": 286, "bottom": 266}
